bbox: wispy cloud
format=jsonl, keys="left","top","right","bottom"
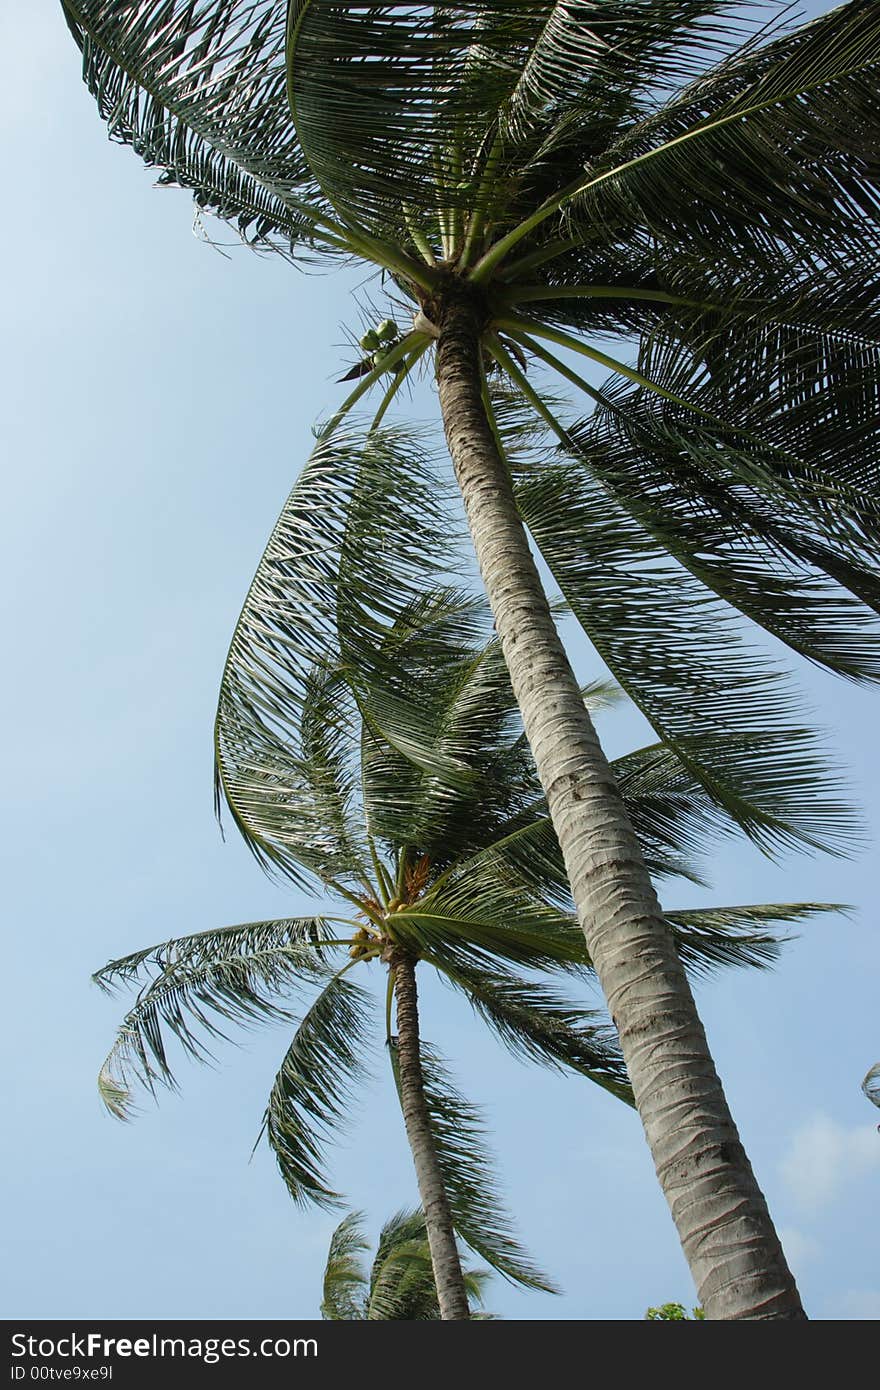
{"left": 779, "top": 1113, "right": 880, "bottom": 1210}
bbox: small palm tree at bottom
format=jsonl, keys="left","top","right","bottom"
{"left": 645, "top": 1303, "right": 705, "bottom": 1322}
{"left": 321, "top": 1209, "right": 492, "bottom": 1320}
{"left": 95, "top": 593, "right": 838, "bottom": 1318}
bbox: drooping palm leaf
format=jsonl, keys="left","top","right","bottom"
{"left": 321, "top": 1210, "right": 370, "bottom": 1320}
{"left": 95, "top": 917, "right": 335, "bottom": 1116}
{"left": 367, "top": 1226, "right": 492, "bottom": 1319}
{"left": 262, "top": 970, "right": 375, "bottom": 1209}
{"left": 365, "top": 1208, "right": 437, "bottom": 1320}
{"left": 560, "top": 1, "right": 880, "bottom": 282}
{"left": 428, "top": 959, "right": 632, "bottom": 1103}
{"left": 285, "top": 1, "right": 758, "bottom": 241}
{"left": 508, "top": 311, "right": 880, "bottom": 581}
{"left": 321, "top": 1207, "right": 492, "bottom": 1318}
{"left": 214, "top": 425, "right": 459, "bottom": 885}
{"left": 512, "top": 444, "right": 856, "bottom": 855}
{"left": 62, "top": 0, "right": 337, "bottom": 255}
{"left": 665, "top": 901, "right": 845, "bottom": 978}
{"left": 390, "top": 1039, "right": 557, "bottom": 1292}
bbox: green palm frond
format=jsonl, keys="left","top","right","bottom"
{"left": 321, "top": 1210, "right": 370, "bottom": 1320}
{"left": 366, "top": 1209, "right": 445, "bottom": 1320}
{"left": 391, "top": 1040, "right": 557, "bottom": 1293}
{"left": 62, "top": 0, "right": 334, "bottom": 257}
{"left": 352, "top": 588, "right": 494, "bottom": 857}
{"left": 366, "top": 1240, "right": 439, "bottom": 1321}
{"left": 262, "top": 971, "right": 375, "bottom": 1209}
{"left": 285, "top": 1, "right": 754, "bottom": 241}
{"left": 612, "top": 743, "right": 728, "bottom": 885}
{"left": 361, "top": 629, "right": 622, "bottom": 877}
{"left": 562, "top": 1, "right": 880, "bottom": 280}
{"left": 95, "top": 918, "right": 336, "bottom": 1117}
{"left": 431, "top": 738, "right": 723, "bottom": 919}
{"left": 389, "top": 888, "right": 586, "bottom": 978}
{"left": 492, "top": 343, "right": 880, "bottom": 643}
{"left": 422, "top": 863, "right": 826, "bottom": 992}
{"left": 512, "top": 446, "right": 857, "bottom": 856}
{"left": 214, "top": 425, "right": 458, "bottom": 885}
{"left": 321, "top": 1208, "right": 491, "bottom": 1319}
{"left": 429, "top": 959, "right": 632, "bottom": 1104}
{"left": 359, "top": 621, "right": 538, "bottom": 866}
{"left": 665, "top": 901, "right": 844, "bottom": 978}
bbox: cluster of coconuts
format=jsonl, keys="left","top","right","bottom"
{"left": 348, "top": 926, "right": 376, "bottom": 960}
{"left": 360, "top": 318, "right": 399, "bottom": 369}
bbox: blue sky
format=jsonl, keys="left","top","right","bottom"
{"left": 2, "top": 3, "right": 878, "bottom": 1321}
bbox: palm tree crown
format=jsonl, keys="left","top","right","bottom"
{"left": 62, "top": 1, "right": 880, "bottom": 839}
{"left": 321, "top": 1209, "right": 492, "bottom": 1320}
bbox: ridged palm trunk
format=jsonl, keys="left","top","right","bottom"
{"left": 432, "top": 282, "right": 805, "bottom": 1321}
{"left": 389, "top": 948, "right": 471, "bottom": 1320}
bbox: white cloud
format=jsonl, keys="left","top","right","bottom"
{"left": 779, "top": 1227, "right": 818, "bottom": 1271}
{"left": 779, "top": 1113, "right": 880, "bottom": 1210}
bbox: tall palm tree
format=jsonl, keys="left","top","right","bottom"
{"left": 65, "top": 1, "right": 880, "bottom": 1315}
{"left": 321, "top": 1209, "right": 492, "bottom": 1320}
{"left": 98, "top": 525, "right": 835, "bottom": 1316}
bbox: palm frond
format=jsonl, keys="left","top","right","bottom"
{"left": 63, "top": 0, "right": 333, "bottom": 257}
{"left": 613, "top": 742, "right": 751, "bottom": 883}
{"left": 366, "top": 1209, "right": 441, "bottom": 1320}
{"left": 360, "top": 619, "right": 542, "bottom": 866}
{"left": 262, "top": 971, "right": 375, "bottom": 1209}
{"left": 214, "top": 425, "right": 458, "bottom": 885}
{"left": 390, "top": 886, "right": 587, "bottom": 978}
{"left": 512, "top": 440, "right": 858, "bottom": 856}
{"left": 561, "top": 306, "right": 880, "bottom": 605}
{"left": 286, "top": 1, "right": 754, "bottom": 244}
{"left": 434, "top": 740, "right": 724, "bottom": 922}
{"left": 355, "top": 587, "right": 503, "bottom": 856}
{"left": 321, "top": 1210, "right": 370, "bottom": 1320}
{"left": 665, "top": 901, "right": 844, "bottom": 978}
{"left": 565, "top": 0, "right": 880, "bottom": 280}
{"left": 391, "top": 1040, "right": 557, "bottom": 1292}
{"left": 95, "top": 918, "right": 336, "bottom": 1117}
{"left": 366, "top": 1241, "right": 440, "bottom": 1321}
{"left": 361, "top": 1207, "right": 491, "bottom": 1318}
{"left": 430, "top": 958, "right": 632, "bottom": 1104}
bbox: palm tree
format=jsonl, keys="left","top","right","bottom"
{"left": 98, "top": 549, "right": 835, "bottom": 1317}
{"left": 321, "top": 1209, "right": 492, "bottom": 1320}
{"left": 65, "top": 1, "right": 880, "bottom": 1315}
{"left": 645, "top": 1302, "right": 705, "bottom": 1321}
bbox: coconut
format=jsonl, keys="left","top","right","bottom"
{"left": 372, "top": 349, "right": 392, "bottom": 370}
{"left": 376, "top": 319, "right": 398, "bottom": 343}
{"left": 359, "top": 329, "right": 380, "bottom": 352}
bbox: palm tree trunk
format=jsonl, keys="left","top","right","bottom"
{"left": 431, "top": 282, "right": 805, "bottom": 1321}
{"left": 389, "top": 948, "right": 471, "bottom": 1320}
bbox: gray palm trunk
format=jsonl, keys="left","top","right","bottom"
{"left": 432, "top": 283, "right": 804, "bottom": 1322}
{"left": 389, "top": 948, "right": 471, "bottom": 1321}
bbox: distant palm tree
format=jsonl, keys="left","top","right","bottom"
{"left": 97, "top": 523, "right": 834, "bottom": 1316}
{"left": 321, "top": 1210, "right": 492, "bottom": 1320}
{"left": 645, "top": 1302, "right": 705, "bottom": 1321}
{"left": 64, "top": 3, "right": 880, "bottom": 1315}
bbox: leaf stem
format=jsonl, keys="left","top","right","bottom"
{"left": 500, "top": 327, "right": 607, "bottom": 408}
{"left": 495, "top": 314, "right": 710, "bottom": 415}
{"left": 369, "top": 344, "right": 430, "bottom": 432}
{"left": 471, "top": 50, "right": 880, "bottom": 282}
{"left": 502, "top": 284, "right": 708, "bottom": 309}
{"left": 320, "top": 333, "right": 428, "bottom": 441}
{"left": 459, "top": 126, "right": 504, "bottom": 270}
